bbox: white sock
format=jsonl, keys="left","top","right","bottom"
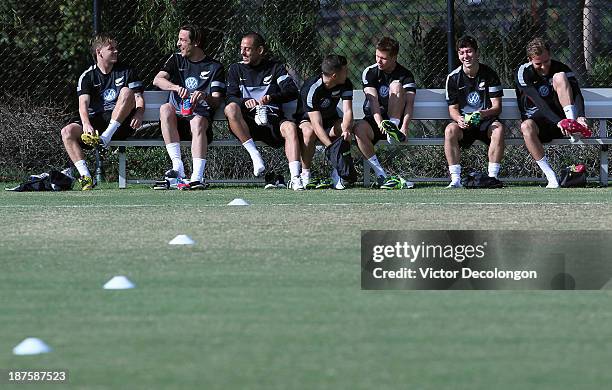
{"left": 563, "top": 105, "right": 577, "bottom": 120}
{"left": 243, "top": 139, "right": 265, "bottom": 176}
{"left": 449, "top": 164, "right": 461, "bottom": 184}
{"left": 367, "top": 155, "right": 387, "bottom": 178}
{"left": 288, "top": 160, "right": 301, "bottom": 178}
{"left": 165, "top": 142, "right": 184, "bottom": 178}
{"left": 100, "top": 119, "right": 121, "bottom": 144}
{"left": 301, "top": 168, "right": 311, "bottom": 180}
{"left": 536, "top": 156, "right": 558, "bottom": 184}
{"left": 389, "top": 117, "right": 400, "bottom": 126}
{"left": 191, "top": 158, "right": 206, "bottom": 182}
{"left": 488, "top": 162, "right": 501, "bottom": 178}
{"left": 74, "top": 160, "right": 90, "bottom": 178}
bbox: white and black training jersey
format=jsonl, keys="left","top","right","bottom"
{"left": 515, "top": 59, "right": 584, "bottom": 122}
{"left": 226, "top": 59, "right": 299, "bottom": 118}
{"left": 296, "top": 75, "right": 354, "bottom": 121}
{"left": 361, "top": 63, "right": 416, "bottom": 116}
{"left": 445, "top": 63, "right": 503, "bottom": 115}
{"left": 77, "top": 63, "right": 143, "bottom": 116}
{"left": 161, "top": 53, "right": 226, "bottom": 112}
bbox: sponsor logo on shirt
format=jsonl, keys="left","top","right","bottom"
{"left": 320, "top": 98, "right": 331, "bottom": 109}
{"left": 466, "top": 91, "right": 481, "bottom": 107}
{"left": 538, "top": 85, "right": 550, "bottom": 97}
{"left": 185, "top": 77, "right": 199, "bottom": 90}
{"left": 379, "top": 85, "right": 389, "bottom": 98}
{"left": 263, "top": 75, "right": 272, "bottom": 85}
{"left": 103, "top": 88, "right": 117, "bottom": 102}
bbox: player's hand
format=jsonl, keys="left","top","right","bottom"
{"left": 244, "top": 99, "right": 258, "bottom": 109}
{"left": 557, "top": 120, "right": 570, "bottom": 136}
{"left": 175, "top": 86, "right": 189, "bottom": 99}
{"left": 341, "top": 131, "right": 352, "bottom": 142}
{"left": 191, "top": 90, "right": 207, "bottom": 105}
{"left": 130, "top": 112, "right": 143, "bottom": 129}
{"left": 82, "top": 123, "right": 96, "bottom": 135}
{"left": 457, "top": 117, "right": 469, "bottom": 129}
{"left": 577, "top": 116, "right": 589, "bottom": 130}
{"left": 260, "top": 95, "right": 272, "bottom": 105}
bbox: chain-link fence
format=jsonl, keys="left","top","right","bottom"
{"left": 1, "top": 0, "right": 612, "bottom": 180}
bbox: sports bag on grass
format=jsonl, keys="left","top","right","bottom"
{"left": 324, "top": 137, "right": 357, "bottom": 183}
{"left": 5, "top": 170, "right": 75, "bottom": 192}
{"left": 559, "top": 164, "right": 587, "bottom": 188}
{"left": 461, "top": 171, "right": 504, "bottom": 189}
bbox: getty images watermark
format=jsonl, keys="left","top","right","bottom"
{"left": 361, "top": 230, "right": 612, "bottom": 290}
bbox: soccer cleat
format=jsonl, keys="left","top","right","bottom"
{"left": 177, "top": 180, "right": 207, "bottom": 190}
{"left": 559, "top": 119, "right": 591, "bottom": 142}
{"left": 381, "top": 120, "right": 406, "bottom": 144}
{"left": 300, "top": 175, "right": 310, "bottom": 188}
{"left": 464, "top": 111, "right": 481, "bottom": 126}
{"left": 315, "top": 178, "right": 332, "bottom": 189}
{"left": 370, "top": 175, "right": 387, "bottom": 189}
{"left": 264, "top": 171, "right": 277, "bottom": 189}
{"left": 288, "top": 176, "right": 305, "bottom": 191}
{"left": 305, "top": 177, "right": 319, "bottom": 189}
{"left": 78, "top": 175, "right": 95, "bottom": 191}
{"left": 275, "top": 174, "right": 286, "bottom": 189}
{"left": 330, "top": 170, "right": 346, "bottom": 190}
{"left": 81, "top": 131, "right": 101, "bottom": 148}
{"left": 380, "top": 176, "right": 414, "bottom": 189}
{"left": 254, "top": 105, "right": 269, "bottom": 126}
{"left": 446, "top": 181, "right": 464, "bottom": 189}
{"left": 153, "top": 169, "right": 183, "bottom": 190}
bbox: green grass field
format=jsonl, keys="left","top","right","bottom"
{"left": 1, "top": 184, "right": 612, "bottom": 389}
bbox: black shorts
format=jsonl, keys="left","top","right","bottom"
{"left": 362, "top": 114, "right": 405, "bottom": 144}
{"left": 242, "top": 111, "right": 288, "bottom": 148}
{"left": 458, "top": 117, "right": 498, "bottom": 147}
{"left": 531, "top": 118, "right": 563, "bottom": 144}
{"left": 168, "top": 115, "right": 214, "bottom": 144}
{"left": 299, "top": 115, "right": 342, "bottom": 133}
{"left": 69, "top": 111, "right": 136, "bottom": 149}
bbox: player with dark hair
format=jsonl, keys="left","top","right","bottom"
{"left": 444, "top": 35, "right": 505, "bottom": 188}
{"left": 224, "top": 32, "right": 304, "bottom": 190}
{"left": 60, "top": 33, "right": 144, "bottom": 190}
{"left": 153, "top": 24, "right": 226, "bottom": 190}
{"left": 515, "top": 37, "right": 588, "bottom": 188}
{"left": 296, "top": 54, "right": 354, "bottom": 190}
{"left": 354, "top": 36, "right": 417, "bottom": 189}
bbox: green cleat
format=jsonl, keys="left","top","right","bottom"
{"left": 380, "top": 175, "right": 414, "bottom": 190}
{"left": 315, "top": 178, "right": 332, "bottom": 189}
{"left": 78, "top": 175, "right": 95, "bottom": 191}
{"left": 380, "top": 120, "right": 406, "bottom": 144}
{"left": 81, "top": 131, "right": 101, "bottom": 148}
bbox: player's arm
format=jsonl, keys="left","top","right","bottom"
{"left": 307, "top": 110, "right": 333, "bottom": 147}
{"left": 130, "top": 92, "right": 145, "bottom": 129}
{"left": 262, "top": 66, "right": 299, "bottom": 105}
{"left": 480, "top": 96, "right": 501, "bottom": 119}
{"left": 364, "top": 86, "right": 383, "bottom": 127}
{"left": 153, "top": 70, "right": 189, "bottom": 99}
{"left": 448, "top": 104, "right": 468, "bottom": 129}
{"left": 198, "top": 65, "right": 226, "bottom": 110}
{"left": 77, "top": 94, "right": 95, "bottom": 135}
{"left": 401, "top": 91, "right": 416, "bottom": 134}
{"left": 341, "top": 99, "right": 354, "bottom": 141}
{"left": 445, "top": 74, "right": 467, "bottom": 128}
{"left": 225, "top": 64, "right": 252, "bottom": 108}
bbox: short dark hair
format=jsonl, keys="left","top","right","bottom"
{"left": 242, "top": 31, "right": 266, "bottom": 49}
{"left": 376, "top": 37, "right": 399, "bottom": 56}
{"left": 321, "top": 54, "right": 347, "bottom": 76}
{"left": 90, "top": 33, "right": 116, "bottom": 61}
{"left": 526, "top": 37, "right": 551, "bottom": 58}
{"left": 180, "top": 24, "right": 202, "bottom": 47}
{"left": 457, "top": 35, "right": 478, "bottom": 52}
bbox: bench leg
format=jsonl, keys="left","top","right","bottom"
{"left": 119, "top": 146, "right": 127, "bottom": 189}
{"left": 599, "top": 120, "right": 609, "bottom": 187}
{"left": 363, "top": 159, "right": 372, "bottom": 188}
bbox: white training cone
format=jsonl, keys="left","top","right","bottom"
{"left": 13, "top": 337, "right": 52, "bottom": 355}
{"left": 228, "top": 198, "right": 250, "bottom": 206}
{"left": 103, "top": 275, "right": 135, "bottom": 290}
{"left": 168, "top": 234, "right": 195, "bottom": 245}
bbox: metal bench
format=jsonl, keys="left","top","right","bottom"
{"left": 109, "top": 88, "right": 612, "bottom": 187}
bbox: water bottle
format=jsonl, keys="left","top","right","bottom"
{"left": 181, "top": 96, "right": 193, "bottom": 116}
